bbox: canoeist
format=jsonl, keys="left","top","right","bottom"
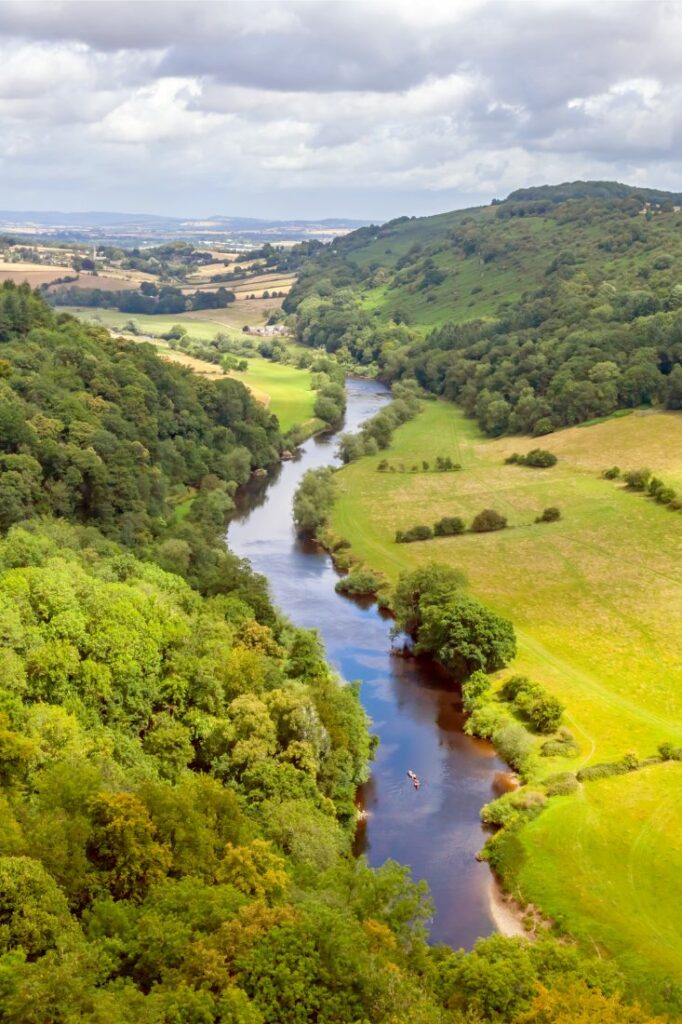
{"left": 406, "top": 769, "right": 416, "bottom": 781}
{"left": 413, "top": 777, "right": 421, "bottom": 790}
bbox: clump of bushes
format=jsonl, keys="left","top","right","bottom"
{"left": 493, "top": 722, "right": 536, "bottom": 773}
{"left": 376, "top": 456, "right": 461, "bottom": 473}
{"left": 471, "top": 508, "right": 508, "bottom": 532}
{"left": 541, "top": 727, "right": 580, "bottom": 758}
{"left": 434, "top": 515, "right": 465, "bottom": 536}
{"left": 506, "top": 449, "right": 558, "bottom": 468}
{"left": 536, "top": 506, "right": 561, "bottom": 523}
{"left": 607, "top": 465, "right": 679, "bottom": 508}
{"left": 577, "top": 752, "right": 642, "bottom": 782}
{"left": 481, "top": 789, "right": 546, "bottom": 828}
{"left": 545, "top": 772, "right": 579, "bottom": 797}
{"left": 395, "top": 524, "right": 433, "bottom": 543}
{"left": 500, "top": 676, "right": 564, "bottom": 734}
{"left": 659, "top": 742, "right": 682, "bottom": 761}
{"left": 335, "top": 568, "right": 382, "bottom": 596}
{"left": 623, "top": 467, "right": 650, "bottom": 490}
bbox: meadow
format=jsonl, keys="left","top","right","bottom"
{"left": 64, "top": 306, "right": 318, "bottom": 432}
{"left": 330, "top": 399, "right": 682, "bottom": 996}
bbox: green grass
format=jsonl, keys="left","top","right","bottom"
{"left": 330, "top": 400, "right": 682, "bottom": 998}
{"left": 64, "top": 306, "right": 318, "bottom": 432}
{"left": 498, "top": 763, "right": 682, "bottom": 1010}
{"left": 61, "top": 306, "right": 245, "bottom": 342}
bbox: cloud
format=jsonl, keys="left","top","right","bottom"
{"left": 0, "top": 1, "right": 679, "bottom": 218}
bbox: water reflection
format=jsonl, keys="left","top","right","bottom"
{"left": 227, "top": 378, "right": 504, "bottom": 947}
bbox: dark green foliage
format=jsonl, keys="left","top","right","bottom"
{"left": 313, "top": 381, "right": 346, "bottom": 425}
{"left": 603, "top": 466, "right": 621, "bottom": 479}
{"left": 392, "top": 562, "right": 468, "bottom": 636}
{"left": 536, "top": 507, "right": 561, "bottom": 523}
{"left": 49, "top": 283, "right": 236, "bottom": 313}
{"left": 624, "top": 468, "right": 651, "bottom": 491}
{"left": 577, "top": 754, "right": 646, "bottom": 782}
{"left": 500, "top": 676, "right": 564, "bottom": 734}
{"left": 507, "top": 449, "right": 557, "bottom": 468}
{"left": 461, "top": 669, "right": 491, "bottom": 713}
{"left": 471, "top": 508, "right": 508, "bottom": 533}
{"left": 292, "top": 467, "right": 335, "bottom": 534}
{"left": 395, "top": 524, "right": 433, "bottom": 543}
{"left": 433, "top": 515, "right": 465, "bottom": 536}
{"left": 658, "top": 742, "right": 682, "bottom": 761}
{"left": 417, "top": 593, "right": 517, "bottom": 674}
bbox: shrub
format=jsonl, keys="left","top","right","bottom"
{"left": 545, "top": 772, "right": 579, "bottom": 797}
{"left": 505, "top": 453, "right": 523, "bottom": 465}
{"left": 335, "top": 569, "right": 382, "bottom": 596}
{"left": 624, "top": 467, "right": 651, "bottom": 491}
{"left": 655, "top": 486, "right": 676, "bottom": 504}
{"left": 465, "top": 703, "right": 508, "bottom": 739}
{"left": 536, "top": 507, "right": 561, "bottom": 523}
{"left": 500, "top": 676, "right": 564, "bottom": 734}
{"left": 395, "top": 524, "right": 433, "bottom": 543}
{"left": 523, "top": 448, "right": 558, "bottom": 468}
{"left": 541, "top": 728, "right": 580, "bottom": 758}
{"left": 481, "top": 790, "right": 546, "bottom": 827}
{"left": 602, "top": 466, "right": 621, "bottom": 479}
{"left": 493, "top": 722, "right": 535, "bottom": 772}
{"left": 434, "top": 515, "right": 466, "bottom": 536}
{"left": 577, "top": 754, "right": 641, "bottom": 782}
{"left": 659, "top": 742, "right": 682, "bottom": 761}
{"left": 471, "top": 509, "right": 507, "bottom": 533}
{"left": 462, "top": 670, "right": 491, "bottom": 714}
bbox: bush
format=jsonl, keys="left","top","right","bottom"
{"left": 481, "top": 789, "right": 547, "bottom": 827}
{"left": 655, "top": 486, "right": 676, "bottom": 505}
{"left": 493, "top": 722, "right": 535, "bottom": 772}
{"left": 395, "top": 524, "right": 433, "bottom": 543}
{"left": 659, "top": 742, "right": 682, "bottom": 761}
{"left": 465, "top": 702, "right": 508, "bottom": 739}
{"left": 500, "top": 676, "right": 564, "bottom": 734}
{"left": 545, "top": 772, "right": 579, "bottom": 797}
{"left": 524, "top": 448, "right": 558, "bottom": 468}
{"left": 471, "top": 509, "right": 507, "bottom": 533}
{"left": 462, "top": 670, "right": 491, "bottom": 714}
{"left": 577, "top": 754, "right": 642, "bottom": 782}
{"left": 507, "top": 449, "right": 557, "bottom": 468}
{"left": 624, "top": 467, "right": 651, "bottom": 491}
{"left": 293, "top": 467, "right": 335, "bottom": 535}
{"left": 536, "top": 507, "right": 561, "bottom": 523}
{"left": 434, "top": 515, "right": 466, "bottom": 536}
{"left": 603, "top": 466, "right": 621, "bottom": 479}
{"left": 540, "top": 728, "right": 580, "bottom": 758}
{"left": 335, "top": 569, "right": 382, "bottom": 596}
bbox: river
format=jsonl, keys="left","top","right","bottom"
{"left": 227, "top": 377, "right": 505, "bottom": 948}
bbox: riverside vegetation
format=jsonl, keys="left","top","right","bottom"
{"left": 1, "top": 281, "right": 667, "bottom": 1023}
{"left": 284, "top": 182, "right": 682, "bottom": 1016}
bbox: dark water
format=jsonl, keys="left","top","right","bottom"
{"left": 227, "top": 377, "right": 504, "bottom": 947}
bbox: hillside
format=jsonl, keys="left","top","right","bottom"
{"left": 284, "top": 181, "right": 682, "bottom": 436}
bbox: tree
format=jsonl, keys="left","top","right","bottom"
{"left": 417, "top": 594, "right": 516, "bottom": 674}
{"left": 293, "top": 468, "right": 335, "bottom": 534}
{"left": 471, "top": 509, "right": 507, "bottom": 532}
{"left": 87, "top": 792, "right": 171, "bottom": 902}
{"left": 393, "top": 563, "right": 468, "bottom": 636}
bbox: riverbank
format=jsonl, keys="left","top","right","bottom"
{"left": 227, "top": 377, "right": 505, "bottom": 948}
{"left": 326, "top": 396, "right": 682, "bottom": 1007}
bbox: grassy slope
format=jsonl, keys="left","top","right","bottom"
{"left": 330, "top": 400, "right": 682, "bottom": 995}
{"left": 315, "top": 200, "right": 682, "bottom": 331}
{"left": 64, "top": 307, "right": 317, "bottom": 433}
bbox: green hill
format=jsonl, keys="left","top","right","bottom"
{"left": 284, "top": 181, "right": 682, "bottom": 436}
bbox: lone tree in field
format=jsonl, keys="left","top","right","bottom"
{"left": 471, "top": 509, "right": 507, "bottom": 533}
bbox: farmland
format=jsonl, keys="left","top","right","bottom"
{"left": 63, "top": 307, "right": 318, "bottom": 432}
{"left": 329, "top": 398, "right": 682, "bottom": 1000}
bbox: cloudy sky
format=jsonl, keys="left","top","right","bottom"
{"left": 0, "top": 0, "right": 681, "bottom": 220}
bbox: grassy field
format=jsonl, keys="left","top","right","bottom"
{"left": 64, "top": 307, "right": 317, "bottom": 432}
{"left": 505, "top": 762, "right": 682, "bottom": 1007}
{"left": 330, "top": 400, "right": 682, "bottom": 997}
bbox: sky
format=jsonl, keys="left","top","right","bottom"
{"left": 1, "top": 0, "right": 681, "bottom": 221}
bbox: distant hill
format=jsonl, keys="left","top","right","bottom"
{"left": 283, "top": 180, "right": 682, "bottom": 436}
{"left": 285, "top": 179, "right": 682, "bottom": 329}
{"left": 0, "top": 210, "right": 369, "bottom": 245}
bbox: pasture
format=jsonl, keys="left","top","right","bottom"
{"left": 330, "top": 400, "right": 682, "bottom": 997}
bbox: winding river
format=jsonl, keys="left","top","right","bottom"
{"left": 227, "top": 377, "right": 505, "bottom": 947}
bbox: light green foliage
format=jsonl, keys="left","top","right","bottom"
{"left": 292, "top": 467, "right": 335, "bottom": 534}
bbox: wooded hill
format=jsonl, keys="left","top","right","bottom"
{"left": 283, "top": 181, "right": 682, "bottom": 436}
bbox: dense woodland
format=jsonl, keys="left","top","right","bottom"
{"left": 0, "top": 281, "right": 669, "bottom": 1021}
{"left": 282, "top": 181, "right": 682, "bottom": 436}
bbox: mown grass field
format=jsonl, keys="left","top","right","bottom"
{"left": 331, "top": 400, "right": 682, "bottom": 996}
{"left": 64, "top": 307, "right": 317, "bottom": 432}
